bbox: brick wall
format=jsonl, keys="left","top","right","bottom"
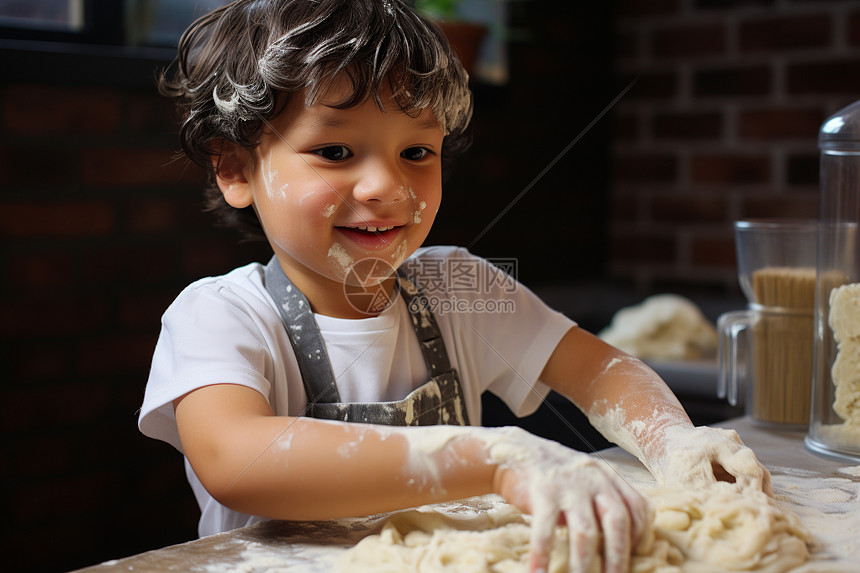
{"left": 609, "top": 0, "right": 860, "bottom": 290}
{"left": 0, "top": 76, "right": 272, "bottom": 571}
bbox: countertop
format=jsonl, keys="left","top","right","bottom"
{"left": 75, "top": 417, "right": 860, "bottom": 573}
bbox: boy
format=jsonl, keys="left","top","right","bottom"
{"left": 139, "top": 1, "right": 770, "bottom": 572}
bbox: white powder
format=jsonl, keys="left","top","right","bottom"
{"left": 818, "top": 423, "right": 860, "bottom": 451}
{"left": 390, "top": 240, "right": 408, "bottom": 268}
{"left": 261, "top": 151, "right": 288, "bottom": 200}
{"left": 277, "top": 432, "right": 293, "bottom": 451}
{"left": 406, "top": 187, "right": 426, "bottom": 224}
{"left": 824, "top": 284, "right": 860, "bottom": 451}
{"left": 770, "top": 470, "right": 860, "bottom": 570}
{"left": 327, "top": 243, "right": 354, "bottom": 275}
{"left": 838, "top": 465, "right": 860, "bottom": 477}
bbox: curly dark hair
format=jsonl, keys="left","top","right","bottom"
{"left": 158, "top": 0, "right": 474, "bottom": 240}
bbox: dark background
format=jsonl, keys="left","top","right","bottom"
{"left": 4, "top": 1, "right": 860, "bottom": 571}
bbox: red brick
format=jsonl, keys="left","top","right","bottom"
{"left": 693, "top": 65, "right": 771, "bottom": 97}
{"left": 617, "top": 0, "right": 682, "bottom": 17}
{"left": 123, "top": 93, "right": 180, "bottom": 135}
{"left": 610, "top": 191, "right": 639, "bottom": 223}
{"left": 125, "top": 197, "right": 181, "bottom": 234}
{"left": 12, "top": 434, "right": 79, "bottom": 477}
{"left": 5, "top": 249, "right": 78, "bottom": 289}
{"left": 13, "top": 471, "right": 114, "bottom": 521}
{"left": 613, "top": 153, "right": 678, "bottom": 183}
{"left": 738, "top": 107, "right": 825, "bottom": 140}
{"left": 77, "top": 333, "right": 158, "bottom": 376}
{"left": 695, "top": 0, "right": 775, "bottom": 8}
{"left": 182, "top": 236, "right": 251, "bottom": 279}
{"left": 652, "top": 193, "right": 729, "bottom": 223}
{"left": 79, "top": 245, "right": 180, "bottom": 285}
{"left": 848, "top": 11, "right": 860, "bottom": 47}
{"left": 739, "top": 14, "right": 832, "bottom": 52}
{"left": 477, "top": 155, "right": 510, "bottom": 183}
{"left": 787, "top": 153, "right": 820, "bottom": 186}
{"left": 691, "top": 153, "right": 771, "bottom": 184}
{"left": 690, "top": 236, "right": 736, "bottom": 267}
{"left": 787, "top": 59, "right": 860, "bottom": 95}
{"left": 0, "top": 382, "right": 111, "bottom": 432}
{"left": 0, "top": 296, "right": 110, "bottom": 340}
{"left": 8, "top": 517, "right": 101, "bottom": 573}
{"left": 615, "top": 30, "right": 640, "bottom": 61}
{"left": 653, "top": 23, "right": 727, "bottom": 59}
{"left": 80, "top": 147, "right": 202, "bottom": 187}
{"left": 2, "top": 84, "right": 121, "bottom": 137}
{"left": 621, "top": 72, "right": 679, "bottom": 100}
{"left": 741, "top": 194, "right": 819, "bottom": 219}
{"left": 610, "top": 232, "right": 677, "bottom": 263}
{"left": 0, "top": 200, "right": 114, "bottom": 238}
{"left": 5, "top": 340, "right": 76, "bottom": 382}
{"left": 653, "top": 111, "right": 723, "bottom": 140}
{"left": 126, "top": 246, "right": 185, "bottom": 283}
{"left": 613, "top": 113, "right": 641, "bottom": 141}
{"left": 117, "top": 291, "right": 176, "bottom": 329}
{"left": 0, "top": 145, "right": 80, "bottom": 187}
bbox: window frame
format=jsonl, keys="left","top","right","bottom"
{"left": 0, "top": 0, "right": 124, "bottom": 46}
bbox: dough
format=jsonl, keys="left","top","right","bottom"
{"left": 831, "top": 339, "right": 860, "bottom": 423}
{"left": 337, "top": 484, "right": 809, "bottom": 573}
{"left": 828, "top": 284, "right": 860, "bottom": 343}
{"left": 598, "top": 295, "right": 718, "bottom": 361}
{"left": 823, "top": 284, "right": 860, "bottom": 445}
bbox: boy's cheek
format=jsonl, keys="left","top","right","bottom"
{"left": 294, "top": 186, "right": 343, "bottom": 217}
{"left": 255, "top": 178, "right": 340, "bottom": 218}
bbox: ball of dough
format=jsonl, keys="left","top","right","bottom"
{"left": 829, "top": 283, "right": 860, "bottom": 343}
{"left": 832, "top": 339, "right": 860, "bottom": 387}
{"left": 598, "top": 294, "right": 718, "bottom": 361}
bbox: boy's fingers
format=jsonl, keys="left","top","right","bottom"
{"left": 594, "top": 492, "right": 632, "bottom": 573}
{"left": 564, "top": 504, "right": 599, "bottom": 572}
{"left": 718, "top": 449, "right": 773, "bottom": 494}
{"left": 619, "top": 482, "right": 650, "bottom": 544}
{"left": 527, "top": 506, "right": 557, "bottom": 573}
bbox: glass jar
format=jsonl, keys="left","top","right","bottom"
{"left": 805, "top": 100, "right": 860, "bottom": 461}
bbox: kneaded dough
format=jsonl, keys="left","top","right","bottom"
{"left": 824, "top": 284, "right": 860, "bottom": 445}
{"left": 829, "top": 284, "right": 860, "bottom": 343}
{"left": 831, "top": 339, "right": 860, "bottom": 423}
{"left": 337, "top": 484, "right": 809, "bottom": 573}
{"left": 597, "top": 295, "right": 718, "bottom": 361}
{"left": 829, "top": 284, "right": 860, "bottom": 424}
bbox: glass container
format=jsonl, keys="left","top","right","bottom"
{"left": 806, "top": 100, "right": 860, "bottom": 461}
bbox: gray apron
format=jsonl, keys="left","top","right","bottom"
{"left": 264, "top": 256, "right": 470, "bottom": 426}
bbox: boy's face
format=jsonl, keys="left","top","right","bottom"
{"left": 215, "top": 76, "right": 444, "bottom": 317}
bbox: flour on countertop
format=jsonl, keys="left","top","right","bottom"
{"left": 770, "top": 467, "right": 860, "bottom": 572}
{"left": 837, "top": 465, "right": 860, "bottom": 477}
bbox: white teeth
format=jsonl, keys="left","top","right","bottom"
{"left": 353, "top": 225, "right": 394, "bottom": 232}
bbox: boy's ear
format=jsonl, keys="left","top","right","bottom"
{"left": 211, "top": 140, "right": 254, "bottom": 208}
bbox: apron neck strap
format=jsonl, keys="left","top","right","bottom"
{"left": 264, "top": 256, "right": 340, "bottom": 404}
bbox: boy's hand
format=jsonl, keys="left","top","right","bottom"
{"left": 645, "top": 426, "right": 772, "bottom": 495}
{"left": 488, "top": 428, "right": 649, "bottom": 573}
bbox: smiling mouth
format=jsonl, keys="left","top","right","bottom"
{"left": 339, "top": 225, "right": 400, "bottom": 234}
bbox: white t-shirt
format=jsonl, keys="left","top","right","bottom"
{"left": 139, "top": 246, "right": 575, "bottom": 536}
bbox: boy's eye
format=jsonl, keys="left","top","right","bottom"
{"left": 314, "top": 145, "right": 352, "bottom": 161}
{"left": 401, "top": 147, "right": 433, "bottom": 161}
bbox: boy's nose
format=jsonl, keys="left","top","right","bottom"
{"left": 352, "top": 160, "right": 409, "bottom": 205}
